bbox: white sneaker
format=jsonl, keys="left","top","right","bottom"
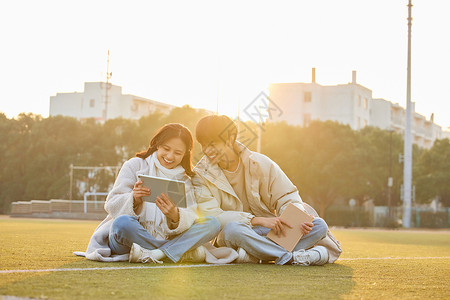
{"left": 180, "top": 245, "right": 206, "bottom": 263}
{"left": 292, "top": 246, "right": 329, "bottom": 266}
{"left": 129, "top": 243, "right": 163, "bottom": 264}
{"left": 235, "top": 248, "right": 260, "bottom": 264}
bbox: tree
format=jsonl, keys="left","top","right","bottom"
{"left": 262, "top": 121, "right": 359, "bottom": 217}
{"left": 415, "top": 138, "right": 450, "bottom": 206}
{"left": 296, "top": 121, "right": 360, "bottom": 216}
{"left": 354, "top": 127, "right": 404, "bottom": 207}
{"left": 0, "top": 113, "right": 43, "bottom": 211}
{"left": 1, "top": 107, "right": 447, "bottom": 217}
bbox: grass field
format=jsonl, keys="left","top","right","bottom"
{"left": 0, "top": 217, "right": 449, "bottom": 299}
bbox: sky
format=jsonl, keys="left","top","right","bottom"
{"left": 1, "top": 0, "right": 449, "bottom": 129}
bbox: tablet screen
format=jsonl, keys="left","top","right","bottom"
{"left": 137, "top": 174, "right": 187, "bottom": 208}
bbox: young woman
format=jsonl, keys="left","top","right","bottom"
{"left": 75, "top": 123, "right": 220, "bottom": 263}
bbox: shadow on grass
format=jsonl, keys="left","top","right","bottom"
{"left": 0, "top": 259, "right": 355, "bottom": 299}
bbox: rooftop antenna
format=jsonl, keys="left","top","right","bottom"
{"left": 403, "top": 0, "right": 413, "bottom": 228}
{"left": 104, "top": 50, "right": 113, "bottom": 121}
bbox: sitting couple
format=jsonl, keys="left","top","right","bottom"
{"left": 76, "top": 115, "right": 341, "bottom": 266}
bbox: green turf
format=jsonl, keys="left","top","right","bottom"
{"left": 1, "top": 217, "right": 449, "bottom": 299}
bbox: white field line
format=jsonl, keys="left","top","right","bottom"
{"left": 2, "top": 257, "right": 450, "bottom": 274}
{"left": 339, "top": 256, "right": 450, "bottom": 261}
{"left": 0, "top": 263, "right": 227, "bottom": 274}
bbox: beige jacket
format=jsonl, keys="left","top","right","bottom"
{"left": 193, "top": 142, "right": 306, "bottom": 226}
{"left": 193, "top": 142, "right": 342, "bottom": 263}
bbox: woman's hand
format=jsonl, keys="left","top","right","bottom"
{"left": 132, "top": 180, "right": 150, "bottom": 214}
{"left": 156, "top": 193, "right": 180, "bottom": 223}
{"left": 300, "top": 221, "right": 314, "bottom": 236}
{"left": 251, "top": 216, "right": 292, "bottom": 237}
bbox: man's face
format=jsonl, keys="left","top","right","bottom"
{"left": 201, "top": 139, "right": 234, "bottom": 168}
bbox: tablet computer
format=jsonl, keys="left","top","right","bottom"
{"left": 137, "top": 174, "right": 187, "bottom": 208}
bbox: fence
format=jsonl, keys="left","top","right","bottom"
{"left": 10, "top": 200, "right": 450, "bottom": 228}
{"left": 10, "top": 199, "right": 107, "bottom": 219}
{"left": 325, "top": 205, "right": 450, "bottom": 228}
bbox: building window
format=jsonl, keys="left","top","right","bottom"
{"left": 363, "top": 119, "right": 367, "bottom": 128}
{"left": 89, "top": 99, "right": 95, "bottom": 108}
{"left": 303, "top": 114, "right": 311, "bottom": 127}
{"left": 304, "top": 92, "right": 312, "bottom": 102}
{"left": 357, "top": 117, "right": 360, "bottom": 129}
{"left": 357, "top": 96, "right": 361, "bottom": 107}
{"left": 363, "top": 98, "right": 368, "bottom": 109}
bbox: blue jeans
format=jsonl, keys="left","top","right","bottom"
{"left": 221, "top": 217, "right": 328, "bottom": 265}
{"left": 109, "top": 215, "right": 220, "bottom": 263}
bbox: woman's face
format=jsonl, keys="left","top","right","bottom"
{"left": 156, "top": 137, "right": 187, "bottom": 169}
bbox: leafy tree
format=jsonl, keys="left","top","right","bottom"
{"left": 262, "top": 121, "right": 359, "bottom": 216}
{"left": 354, "top": 127, "right": 404, "bottom": 207}
{"left": 415, "top": 138, "right": 450, "bottom": 206}
{"left": 0, "top": 113, "right": 43, "bottom": 211}
{"left": 295, "top": 121, "right": 359, "bottom": 216}
{"left": 22, "top": 115, "right": 82, "bottom": 200}
{"left": 1, "top": 106, "right": 449, "bottom": 218}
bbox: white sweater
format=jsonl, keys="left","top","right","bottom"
{"left": 74, "top": 156, "right": 197, "bottom": 262}
{"left": 105, "top": 156, "right": 198, "bottom": 239}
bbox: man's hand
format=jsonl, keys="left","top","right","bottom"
{"left": 301, "top": 221, "right": 314, "bottom": 236}
{"left": 156, "top": 193, "right": 180, "bottom": 224}
{"left": 251, "top": 216, "right": 292, "bottom": 237}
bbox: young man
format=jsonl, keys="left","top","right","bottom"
{"left": 193, "top": 115, "right": 341, "bottom": 266}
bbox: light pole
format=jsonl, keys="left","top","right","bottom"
{"left": 388, "top": 129, "right": 393, "bottom": 220}
{"left": 403, "top": 0, "right": 413, "bottom": 228}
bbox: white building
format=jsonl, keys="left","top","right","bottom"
{"left": 371, "top": 98, "right": 442, "bottom": 148}
{"left": 50, "top": 82, "right": 175, "bottom": 121}
{"left": 442, "top": 128, "right": 450, "bottom": 140}
{"left": 269, "top": 71, "right": 372, "bottom": 130}
{"left": 268, "top": 69, "right": 443, "bottom": 148}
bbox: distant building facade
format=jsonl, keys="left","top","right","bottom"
{"left": 371, "top": 99, "right": 442, "bottom": 149}
{"left": 50, "top": 82, "right": 175, "bottom": 121}
{"left": 442, "top": 128, "right": 450, "bottom": 140}
{"left": 268, "top": 69, "right": 443, "bottom": 149}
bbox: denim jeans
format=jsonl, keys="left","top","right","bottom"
{"left": 221, "top": 217, "right": 328, "bottom": 265}
{"left": 108, "top": 215, "right": 220, "bottom": 263}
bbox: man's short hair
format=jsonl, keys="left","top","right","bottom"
{"left": 196, "top": 115, "right": 238, "bottom": 146}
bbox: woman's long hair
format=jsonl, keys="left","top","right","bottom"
{"left": 136, "top": 123, "right": 195, "bottom": 177}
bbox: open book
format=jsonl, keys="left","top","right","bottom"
{"left": 267, "top": 203, "right": 314, "bottom": 252}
